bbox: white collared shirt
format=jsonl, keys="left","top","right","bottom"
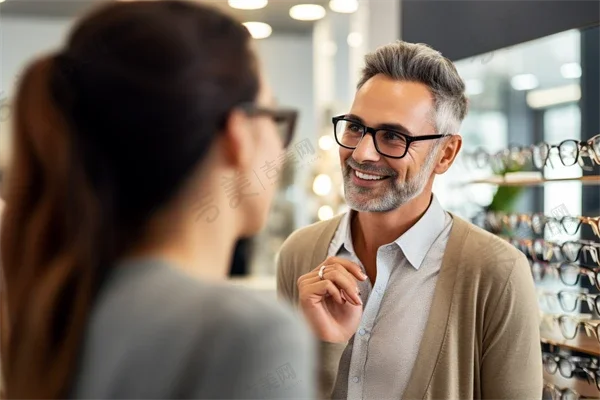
{"left": 328, "top": 195, "right": 453, "bottom": 400}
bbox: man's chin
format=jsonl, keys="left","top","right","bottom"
{"left": 345, "top": 192, "right": 395, "bottom": 213}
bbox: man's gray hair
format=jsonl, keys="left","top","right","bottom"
{"left": 358, "top": 41, "right": 468, "bottom": 136}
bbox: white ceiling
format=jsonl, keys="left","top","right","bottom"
{"left": 0, "top": 0, "right": 329, "bottom": 34}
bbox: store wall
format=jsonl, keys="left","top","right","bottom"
{"left": 0, "top": 17, "right": 67, "bottom": 96}
{"left": 402, "top": 0, "right": 600, "bottom": 61}
{"left": 0, "top": 16, "right": 316, "bottom": 177}
{"left": 1, "top": 17, "right": 71, "bottom": 169}
{"left": 255, "top": 34, "right": 315, "bottom": 147}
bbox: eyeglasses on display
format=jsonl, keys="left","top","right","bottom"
{"left": 538, "top": 290, "right": 600, "bottom": 315}
{"left": 508, "top": 238, "right": 600, "bottom": 265}
{"left": 543, "top": 352, "right": 600, "bottom": 390}
{"left": 543, "top": 382, "right": 599, "bottom": 400}
{"left": 530, "top": 260, "right": 600, "bottom": 290}
{"left": 542, "top": 314, "right": 600, "bottom": 343}
{"left": 463, "top": 145, "right": 530, "bottom": 174}
{"left": 463, "top": 134, "right": 600, "bottom": 174}
{"left": 475, "top": 212, "right": 600, "bottom": 239}
{"left": 533, "top": 134, "right": 600, "bottom": 171}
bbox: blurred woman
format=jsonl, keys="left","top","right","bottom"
{"left": 0, "top": 1, "right": 314, "bottom": 398}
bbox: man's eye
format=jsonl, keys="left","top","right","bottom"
{"left": 381, "top": 131, "right": 401, "bottom": 140}
{"left": 348, "top": 123, "right": 362, "bottom": 132}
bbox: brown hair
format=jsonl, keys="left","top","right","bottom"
{"left": 0, "top": 1, "right": 259, "bottom": 398}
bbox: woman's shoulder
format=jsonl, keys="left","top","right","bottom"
{"left": 73, "top": 258, "right": 314, "bottom": 398}
{"left": 95, "top": 258, "right": 302, "bottom": 336}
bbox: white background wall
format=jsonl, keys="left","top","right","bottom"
{"left": 255, "top": 34, "right": 314, "bottom": 147}
{"left": 255, "top": 34, "right": 315, "bottom": 229}
{"left": 1, "top": 17, "right": 69, "bottom": 97}
{"left": 0, "top": 17, "right": 71, "bottom": 168}
{"left": 0, "top": 16, "right": 316, "bottom": 181}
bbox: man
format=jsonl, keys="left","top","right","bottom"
{"left": 276, "top": 41, "right": 542, "bottom": 400}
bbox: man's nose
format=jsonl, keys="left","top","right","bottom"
{"left": 352, "top": 133, "right": 381, "bottom": 163}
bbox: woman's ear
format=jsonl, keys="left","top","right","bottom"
{"left": 220, "top": 109, "right": 255, "bottom": 171}
{"left": 434, "top": 135, "right": 463, "bottom": 174}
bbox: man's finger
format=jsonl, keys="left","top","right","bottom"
{"left": 300, "top": 280, "right": 344, "bottom": 305}
{"left": 300, "top": 268, "right": 362, "bottom": 306}
{"left": 321, "top": 256, "right": 368, "bottom": 281}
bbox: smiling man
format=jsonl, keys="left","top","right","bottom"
{"left": 276, "top": 41, "right": 542, "bottom": 400}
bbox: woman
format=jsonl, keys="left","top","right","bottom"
{"left": 0, "top": 1, "right": 314, "bottom": 399}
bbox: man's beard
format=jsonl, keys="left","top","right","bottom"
{"left": 342, "top": 149, "right": 438, "bottom": 213}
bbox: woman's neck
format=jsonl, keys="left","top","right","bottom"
{"left": 125, "top": 207, "right": 238, "bottom": 281}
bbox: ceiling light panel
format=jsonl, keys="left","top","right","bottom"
{"left": 290, "top": 4, "right": 327, "bottom": 21}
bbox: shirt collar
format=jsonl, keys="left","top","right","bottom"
{"left": 394, "top": 194, "right": 447, "bottom": 270}
{"left": 330, "top": 209, "right": 356, "bottom": 257}
{"left": 331, "top": 195, "right": 447, "bottom": 270}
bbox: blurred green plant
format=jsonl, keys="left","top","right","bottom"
{"left": 486, "top": 164, "right": 525, "bottom": 213}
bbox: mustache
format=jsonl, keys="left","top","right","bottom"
{"left": 345, "top": 158, "right": 397, "bottom": 177}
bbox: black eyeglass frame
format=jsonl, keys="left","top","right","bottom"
{"left": 240, "top": 103, "right": 298, "bottom": 148}
{"left": 331, "top": 115, "right": 446, "bottom": 159}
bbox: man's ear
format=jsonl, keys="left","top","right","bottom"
{"left": 434, "top": 134, "right": 462, "bottom": 174}
{"left": 220, "top": 109, "right": 254, "bottom": 170}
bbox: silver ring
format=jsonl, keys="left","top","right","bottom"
{"left": 318, "top": 265, "right": 326, "bottom": 280}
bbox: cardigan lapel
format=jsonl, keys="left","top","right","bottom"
{"left": 309, "top": 213, "right": 345, "bottom": 269}
{"left": 402, "top": 214, "right": 471, "bottom": 399}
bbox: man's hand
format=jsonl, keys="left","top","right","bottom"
{"left": 297, "top": 256, "right": 367, "bottom": 343}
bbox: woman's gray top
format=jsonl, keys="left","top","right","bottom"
{"left": 69, "top": 258, "right": 315, "bottom": 399}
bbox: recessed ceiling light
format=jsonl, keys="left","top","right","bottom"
{"left": 510, "top": 74, "right": 539, "bottom": 91}
{"left": 242, "top": 22, "right": 272, "bottom": 39}
{"left": 329, "top": 0, "right": 358, "bottom": 13}
{"left": 228, "top": 0, "right": 268, "bottom": 10}
{"left": 289, "top": 4, "right": 326, "bottom": 21}
{"left": 560, "top": 62, "right": 582, "bottom": 79}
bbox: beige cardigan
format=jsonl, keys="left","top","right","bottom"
{"left": 276, "top": 213, "right": 543, "bottom": 400}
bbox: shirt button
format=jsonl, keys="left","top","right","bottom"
{"left": 386, "top": 245, "right": 394, "bottom": 250}
{"left": 352, "top": 376, "right": 360, "bottom": 383}
{"left": 359, "top": 328, "right": 366, "bottom": 336}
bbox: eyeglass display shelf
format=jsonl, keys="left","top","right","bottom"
{"left": 466, "top": 175, "right": 600, "bottom": 187}
{"left": 543, "top": 372, "right": 600, "bottom": 398}
{"left": 540, "top": 327, "right": 600, "bottom": 357}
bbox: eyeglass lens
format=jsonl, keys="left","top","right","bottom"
{"left": 334, "top": 119, "right": 408, "bottom": 158}
{"left": 558, "top": 140, "right": 579, "bottom": 166}
{"left": 558, "top": 316, "right": 579, "bottom": 339}
{"left": 558, "top": 292, "right": 581, "bottom": 312}
{"left": 533, "top": 143, "right": 550, "bottom": 169}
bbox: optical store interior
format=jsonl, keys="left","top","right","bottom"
{"left": 0, "top": 0, "right": 599, "bottom": 398}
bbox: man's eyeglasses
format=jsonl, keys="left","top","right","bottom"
{"left": 241, "top": 104, "right": 298, "bottom": 148}
{"left": 332, "top": 116, "right": 446, "bottom": 159}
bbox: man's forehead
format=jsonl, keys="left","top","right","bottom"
{"left": 351, "top": 76, "right": 434, "bottom": 123}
